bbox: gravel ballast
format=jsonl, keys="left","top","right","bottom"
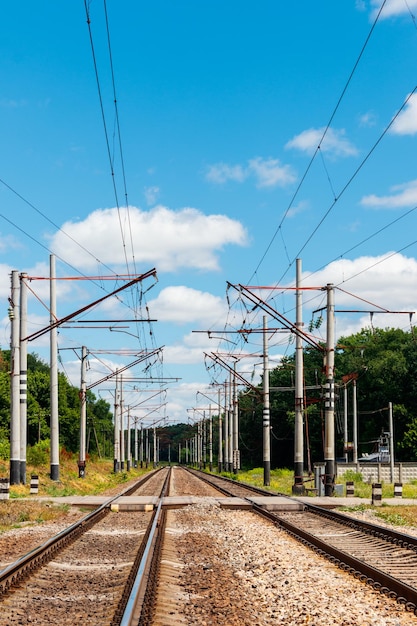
{"left": 172, "top": 502, "right": 417, "bottom": 625}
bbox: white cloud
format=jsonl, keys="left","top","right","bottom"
{"left": 49, "top": 205, "right": 248, "bottom": 273}
{"left": 371, "top": 0, "right": 417, "bottom": 19}
{"left": 205, "top": 157, "right": 296, "bottom": 188}
{"left": 148, "top": 285, "right": 226, "bottom": 325}
{"left": 248, "top": 157, "right": 296, "bottom": 188}
{"left": 205, "top": 163, "right": 246, "bottom": 184}
{"left": 285, "top": 127, "right": 358, "bottom": 157}
{"left": 358, "top": 111, "right": 377, "bottom": 127}
{"left": 144, "top": 186, "right": 160, "bottom": 206}
{"left": 390, "top": 93, "right": 417, "bottom": 135}
{"left": 301, "top": 254, "right": 417, "bottom": 331}
{"left": 286, "top": 201, "right": 308, "bottom": 218}
{"left": 166, "top": 381, "right": 215, "bottom": 423}
{"left": 361, "top": 179, "right": 417, "bottom": 208}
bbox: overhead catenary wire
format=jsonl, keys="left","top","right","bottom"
{"left": 247, "top": 0, "right": 388, "bottom": 284}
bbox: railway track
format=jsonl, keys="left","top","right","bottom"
{"left": 189, "top": 467, "right": 417, "bottom": 615}
{"left": 0, "top": 468, "right": 170, "bottom": 625}
{"left": 2, "top": 466, "right": 417, "bottom": 624}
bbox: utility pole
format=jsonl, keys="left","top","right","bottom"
{"left": 209, "top": 404, "right": 213, "bottom": 472}
{"left": 127, "top": 407, "right": 131, "bottom": 471}
{"left": 120, "top": 376, "right": 125, "bottom": 470}
{"left": 113, "top": 371, "right": 120, "bottom": 473}
{"left": 19, "top": 273, "right": 28, "bottom": 484}
{"left": 262, "top": 315, "right": 271, "bottom": 486}
{"left": 78, "top": 346, "right": 87, "bottom": 477}
{"left": 343, "top": 384, "right": 348, "bottom": 463}
{"left": 50, "top": 255, "right": 59, "bottom": 481}
{"left": 9, "top": 270, "right": 20, "bottom": 485}
{"left": 224, "top": 381, "right": 230, "bottom": 471}
{"left": 324, "top": 284, "right": 335, "bottom": 496}
{"left": 218, "top": 387, "right": 223, "bottom": 472}
{"left": 389, "top": 401, "right": 394, "bottom": 483}
{"left": 232, "top": 364, "right": 239, "bottom": 474}
{"left": 293, "top": 259, "right": 304, "bottom": 494}
{"left": 353, "top": 380, "right": 358, "bottom": 464}
{"left": 140, "top": 424, "right": 144, "bottom": 467}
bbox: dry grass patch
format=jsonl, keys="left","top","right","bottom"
{"left": 0, "top": 500, "right": 70, "bottom": 532}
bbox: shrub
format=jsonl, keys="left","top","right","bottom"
{"left": 0, "top": 439, "right": 10, "bottom": 460}
{"left": 27, "top": 440, "right": 50, "bottom": 466}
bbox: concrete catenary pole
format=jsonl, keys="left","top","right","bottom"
{"left": 19, "top": 272, "right": 28, "bottom": 484}
{"left": 293, "top": 259, "right": 305, "bottom": 494}
{"left": 218, "top": 387, "right": 223, "bottom": 472}
{"left": 343, "top": 385, "right": 348, "bottom": 463}
{"left": 134, "top": 417, "right": 138, "bottom": 467}
{"left": 202, "top": 411, "right": 206, "bottom": 468}
{"left": 209, "top": 404, "right": 213, "bottom": 472}
{"left": 324, "top": 284, "right": 335, "bottom": 496}
{"left": 127, "top": 407, "right": 131, "bottom": 471}
{"left": 224, "top": 381, "right": 230, "bottom": 471}
{"left": 9, "top": 270, "right": 20, "bottom": 485}
{"left": 113, "top": 370, "right": 120, "bottom": 473}
{"left": 120, "top": 376, "right": 125, "bottom": 470}
{"left": 78, "top": 346, "right": 87, "bottom": 477}
{"left": 232, "top": 363, "right": 239, "bottom": 473}
{"left": 50, "top": 255, "right": 59, "bottom": 481}
{"left": 353, "top": 380, "right": 358, "bottom": 464}
{"left": 140, "top": 424, "right": 144, "bottom": 467}
{"left": 389, "top": 401, "right": 394, "bottom": 483}
{"left": 262, "top": 315, "right": 271, "bottom": 486}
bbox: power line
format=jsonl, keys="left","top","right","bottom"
{"left": 247, "top": 0, "right": 388, "bottom": 284}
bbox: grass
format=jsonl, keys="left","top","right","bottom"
{"left": 0, "top": 452, "right": 154, "bottom": 532}
{"left": 0, "top": 453, "right": 153, "bottom": 499}
{"left": 2, "top": 458, "right": 417, "bottom": 532}
{"left": 217, "top": 467, "right": 417, "bottom": 528}
{"left": 0, "top": 500, "right": 71, "bottom": 532}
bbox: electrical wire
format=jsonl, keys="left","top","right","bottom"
{"left": 247, "top": 0, "right": 388, "bottom": 284}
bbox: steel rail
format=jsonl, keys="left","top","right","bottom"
{"left": 0, "top": 468, "right": 163, "bottom": 595}
{"left": 255, "top": 504, "right": 417, "bottom": 614}
{"left": 186, "top": 467, "right": 417, "bottom": 614}
{"left": 117, "top": 468, "right": 171, "bottom": 626}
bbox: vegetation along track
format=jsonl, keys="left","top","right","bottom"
{"left": 0, "top": 468, "right": 170, "bottom": 625}
{"left": 2, "top": 466, "right": 417, "bottom": 624}
{"left": 190, "top": 467, "right": 417, "bottom": 615}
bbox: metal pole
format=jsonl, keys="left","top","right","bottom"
{"left": 134, "top": 418, "right": 138, "bottom": 467}
{"left": 209, "top": 404, "right": 213, "bottom": 472}
{"left": 9, "top": 270, "right": 20, "bottom": 485}
{"left": 293, "top": 258, "right": 304, "bottom": 494}
{"left": 343, "top": 385, "right": 348, "bottom": 463}
{"left": 78, "top": 346, "right": 87, "bottom": 477}
{"left": 127, "top": 407, "right": 131, "bottom": 471}
{"left": 145, "top": 428, "right": 149, "bottom": 467}
{"left": 120, "top": 377, "right": 125, "bottom": 470}
{"left": 389, "top": 401, "right": 394, "bottom": 483}
{"left": 153, "top": 426, "right": 157, "bottom": 467}
{"left": 113, "top": 371, "right": 120, "bottom": 473}
{"left": 202, "top": 412, "right": 206, "bottom": 468}
{"left": 50, "top": 255, "right": 59, "bottom": 481}
{"left": 140, "top": 424, "right": 144, "bottom": 468}
{"left": 19, "top": 273, "right": 28, "bottom": 484}
{"left": 263, "top": 315, "right": 271, "bottom": 487}
{"left": 218, "top": 388, "right": 223, "bottom": 472}
{"left": 232, "top": 366, "right": 239, "bottom": 473}
{"left": 353, "top": 380, "right": 358, "bottom": 464}
{"left": 324, "top": 284, "right": 335, "bottom": 496}
{"left": 224, "top": 381, "right": 229, "bottom": 471}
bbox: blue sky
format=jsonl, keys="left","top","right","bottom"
{"left": 1, "top": 1, "right": 417, "bottom": 425}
